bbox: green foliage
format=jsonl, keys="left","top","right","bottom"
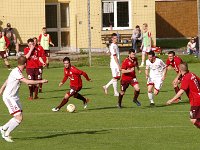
{"left": 0, "top": 61, "right": 200, "bottom": 149}
{"left": 156, "top": 39, "right": 188, "bottom": 49}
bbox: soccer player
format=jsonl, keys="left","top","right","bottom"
{"left": 118, "top": 49, "right": 141, "bottom": 108}
{"left": 38, "top": 27, "right": 54, "bottom": 68}
{"left": 140, "top": 23, "right": 152, "bottom": 67}
{"left": 0, "top": 31, "right": 11, "bottom": 70}
{"left": 103, "top": 33, "right": 120, "bottom": 96}
{"left": 0, "top": 56, "right": 48, "bottom": 142}
{"left": 166, "top": 51, "right": 183, "bottom": 102}
{"left": 145, "top": 51, "right": 167, "bottom": 106}
{"left": 33, "top": 37, "right": 46, "bottom": 93}
{"left": 24, "top": 38, "right": 42, "bottom": 100}
{"left": 52, "top": 57, "right": 91, "bottom": 112}
{"left": 166, "top": 62, "right": 200, "bottom": 129}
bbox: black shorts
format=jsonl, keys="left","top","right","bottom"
{"left": 190, "top": 106, "right": 200, "bottom": 119}
{"left": 120, "top": 78, "right": 139, "bottom": 92}
{"left": 26, "top": 68, "right": 40, "bottom": 80}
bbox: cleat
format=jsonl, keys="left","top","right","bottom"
{"left": 84, "top": 98, "right": 89, "bottom": 109}
{"left": 102, "top": 86, "right": 108, "bottom": 94}
{"left": 4, "top": 136, "right": 14, "bottom": 142}
{"left": 28, "top": 97, "right": 33, "bottom": 100}
{"left": 150, "top": 102, "right": 155, "bottom": 107}
{"left": 34, "top": 96, "right": 39, "bottom": 99}
{"left": 117, "top": 104, "right": 122, "bottom": 109}
{"left": 114, "top": 93, "right": 119, "bottom": 97}
{"left": 133, "top": 99, "right": 141, "bottom": 106}
{"left": 0, "top": 126, "right": 5, "bottom": 139}
{"left": 52, "top": 107, "right": 60, "bottom": 112}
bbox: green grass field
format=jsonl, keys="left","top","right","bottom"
{"left": 0, "top": 55, "right": 200, "bottom": 150}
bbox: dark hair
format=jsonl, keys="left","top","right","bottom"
{"left": 27, "top": 38, "right": 34, "bottom": 43}
{"left": 136, "top": 25, "right": 140, "bottom": 28}
{"left": 129, "top": 48, "right": 136, "bottom": 54}
{"left": 112, "top": 33, "right": 117, "bottom": 37}
{"left": 180, "top": 62, "right": 188, "bottom": 72}
{"left": 33, "top": 37, "right": 37, "bottom": 40}
{"left": 18, "top": 56, "right": 27, "bottom": 65}
{"left": 63, "top": 57, "right": 70, "bottom": 63}
{"left": 42, "top": 27, "right": 47, "bottom": 29}
{"left": 148, "top": 51, "right": 155, "bottom": 57}
{"left": 168, "top": 51, "right": 175, "bottom": 56}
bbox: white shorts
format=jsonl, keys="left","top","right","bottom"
{"left": 3, "top": 96, "right": 22, "bottom": 116}
{"left": 142, "top": 47, "right": 151, "bottom": 54}
{"left": 147, "top": 77, "right": 163, "bottom": 91}
{"left": 111, "top": 67, "right": 120, "bottom": 78}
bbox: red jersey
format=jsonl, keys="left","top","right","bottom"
{"left": 36, "top": 45, "right": 46, "bottom": 67}
{"left": 121, "top": 57, "right": 138, "bottom": 81}
{"left": 166, "top": 56, "right": 182, "bottom": 73}
{"left": 24, "top": 47, "right": 40, "bottom": 68}
{"left": 61, "top": 66, "right": 90, "bottom": 88}
{"left": 180, "top": 72, "right": 200, "bottom": 106}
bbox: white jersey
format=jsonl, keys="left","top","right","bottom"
{"left": 109, "top": 43, "right": 120, "bottom": 68}
{"left": 3, "top": 67, "right": 24, "bottom": 100}
{"left": 146, "top": 58, "right": 166, "bottom": 78}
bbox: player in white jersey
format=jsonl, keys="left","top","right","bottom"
{"left": 0, "top": 56, "right": 48, "bottom": 142}
{"left": 145, "top": 51, "right": 167, "bottom": 106}
{"left": 103, "top": 33, "right": 120, "bottom": 96}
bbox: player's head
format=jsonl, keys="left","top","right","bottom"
{"left": 7, "top": 23, "right": 11, "bottom": 28}
{"left": 128, "top": 49, "right": 136, "bottom": 60}
{"left": 168, "top": 51, "right": 175, "bottom": 61}
{"left": 135, "top": 25, "right": 140, "bottom": 29}
{"left": 190, "top": 37, "right": 195, "bottom": 43}
{"left": 179, "top": 62, "right": 189, "bottom": 74}
{"left": 42, "top": 27, "right": 47, "bottom": 34}
{"left": 111, "top": 33, "right": 118, "bottom": 43}
{"left": 18, "top": 56, "right": 27, "bottom": 66}
{"left": 143, "top": 23, "right": 148, "bottom": 30}
{"left": 33, "top": 37, "right": 38, "bottom": 46}
{"left": 63, "top": 57, "right": 71, "bottom": 68}
{"left": 148, "top": 51, "right": 155, "bottom": 63}
{"left": 27, "top": 38, "right": 34, "bottom": 47}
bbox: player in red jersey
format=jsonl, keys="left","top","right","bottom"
{"left": 118, "top": 49, "right": 141, "bottom": 108}
{"left": 166, "top": 51, "right": 183, "bottom": 102}
{"left": 166, "top": 62, "right": 200, "bottom": 129}
{"left": 33, "top": 37, "right": 46, "bottom": 93}
{"left": 52, "top": 57, "right": 91, "bottom": 112}
{"left": 24, "top": 38, "right": 42, "bottom": 100}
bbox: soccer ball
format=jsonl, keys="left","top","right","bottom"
{"left": 66, "top": 104, "right": 76, "bottom": 113}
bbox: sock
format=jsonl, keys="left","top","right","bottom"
{"left": 105, "top": 79, "right": 113, "bottom": 89}
{"left": 133, "top": 90, "right": 140, "bottom": 100}
{"left": 174, "top": 86, "right": 180, "bottom": 94}
{"left": 112, "top": 79, "right": 118, "bottom": 94}
{"left": 34, "top": 86, "right": 39, "bottom": 98}
{"left": 4, "top": 118, "right": 20, "bottom": 137}
{"left": 39, "top": 83, "right": 43, "bottom": 90}
{"left": 29, "top": 86, "right": 34, "bottom": 97}
{"left": 57, "top": 98, "right": 69, "bottom": 109}
{"left": 148, "top": 92, "right": 154, "bottom": 103}
{"left": 118, "top": 93, "right": 123, "bottom": 107}
{"left": 74, "top": 93, "right": 86, "bottom": 103}
{"left": 194, "top": 119, "right": 200, "bottom": 128}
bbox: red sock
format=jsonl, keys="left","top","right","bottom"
{"left": 194, "top": 119, "right": 200, "bottom": 128}
{"left": 29, "top": 86, "right": 34, "bottom": 97}
{"left": 57, "top": 98, "right": 69, "bottom": 109}
{"left": 118, "top": 93, "right": 123, "bottom": 107}
{"left": 34, "top": 86, "right": 39, "bottom": 98}
{"left": 134, "top": 90, "right": 140, "bottom": 100}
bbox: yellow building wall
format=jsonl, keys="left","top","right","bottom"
{"left": 0, "top": 0, "right": 45, "bottom": 44}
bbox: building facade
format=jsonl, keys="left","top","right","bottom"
{"left": 0, "top": 0, "right": 156, "bottom": 51}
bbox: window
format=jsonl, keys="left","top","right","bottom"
{"left": 102, "top": 0, "right": 131, "bottom": 30}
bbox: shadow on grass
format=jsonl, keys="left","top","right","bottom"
{"left": 17, "top": 129, "right": 110, "bottom": 140}
{"left": 45, "top": 87, "right": 92, "bottom": 93}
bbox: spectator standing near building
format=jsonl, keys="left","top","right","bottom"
{"left": 131, "top": 25, "right": 142, "bottom": 52}
{"left": 38, "top": 27, "right": 54, "bottom": 68}
{"left": 2, "top": 23, "right": 20, "bottom": 56}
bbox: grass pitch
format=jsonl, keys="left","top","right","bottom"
{"left": 0, "top": 55, "right": 200, "bottom": 150}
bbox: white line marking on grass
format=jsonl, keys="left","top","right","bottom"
{"left": 17, "top": 125, "right": 191, "bottom": 133}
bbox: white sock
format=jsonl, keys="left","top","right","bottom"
{"left": 112, "top": 79, "right": 118, "bottom": 94}
{"left": 2, "top": 121, "right": 11, "bottom": 131}
{"left": 141, "top": 62, "right": 144, "bottom": 65}
{"left": 148, "top": 92, "right": 154, "bottom": 103}
{"left": 5, "top": 118, "right": 20, "bottom": 137}
{"left": 105, "top": 79, "right": 113, "bottom": 89}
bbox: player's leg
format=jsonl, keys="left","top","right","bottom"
{"left": 172, "top": 79, "right": 181, "bottom": 103}
{"left": 132, "top": 82, "right": 141, "bottom": 106}
{"left": 118, "top": 81, "right": 129, "bottom": 108}
{"left": 140, "top": 48, "right": 146, "bottom": 67}
{"left": 39, "top": 67, "right": 43, "bottom": 93}
{"left": 45, "top": 50, "right": 50, "bottom": 68}
{"left": 3, "top": 58, "right": 11, "bottom": 69}
{"left": 148, "top": 84, "right": 154, "bottom": 106}
{"left": 153, "top": 78, "right": 163, "bottom": 96}
{"left": 73, "top": 90, "right": 89, "bottom": 109}
{"left": 26, "top": 68, "right": 34, "bottom": 100}
{"left": 190, "top": 106, "right": 200, "bottom": 128}
{"left": 15, "top": 42, "right": 20, "bottom": 56}
{"left": 33, "top": 68, "right": 40, "bottom": 99}
{"left": 112, "top": 68, "right": 120, "bottom": 96}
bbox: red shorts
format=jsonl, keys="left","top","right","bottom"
{"left": 44, "top": 50, "right": 50, "bottom": 57}
{"left": 67, "top": 86, "right": 82, "bottom": 97}
{"left": 120, "top": 78, "right": 138, "bottom": 92}
{"left": 190, "top": 106, "right": 200, "bottom": 119}
{"left": 26, "top": 68, "right": 40, "bottom": 80}
{"left": 0, "top": 51, "right": 7, "bottom": 59}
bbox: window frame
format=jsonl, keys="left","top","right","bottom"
{"left": 102, "top": 0, "right": 132, "bottom": 30}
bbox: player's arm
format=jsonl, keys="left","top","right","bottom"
{"left": 39, "top": 57, "right": 46, "bottom": 67}
{"left": 136, "top": 60, "right": 141, "bottom": 73}
{"left": 166, "top": 89, "right": 184, "bottom": 105}
{"left": 161, "top": 60, "right": 167, "bottom": 80}
{"left": 4, "top": 36, "right": 10, "bottom": 49}
{"left": 20, "top": 78, "right": 48, "bottom": 85}
{"left": 0, "top": 80, "right": 8, "bottom": 95}
{"left": 113, "top": 50, "right": 120, "bottom": 70}
{"left": 38, "top": 34, "right": 42, "bottom": 44}
{"left": 59, "top": 70, "right": 68, "bottom": 86}
{"left": 49, "top": 36, "right": 54, "bottom": 47}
